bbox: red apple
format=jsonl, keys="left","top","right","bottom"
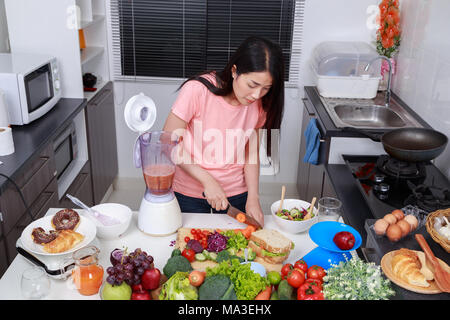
{"left": 131, "top": 290, "right": 151, "bottom": 300}
{"left": 132, "top": 283, "right": 145, "bottom": 293}
{"left": 141, "top": 268, "right": 161, "bottom": 290}
{"left": 333, "top": 231, "right": 355, "bottom": 250}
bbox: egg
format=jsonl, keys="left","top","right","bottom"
{"left": 404, "top": 215, "right": 419, "bottom": 231}
{"left": 386, "top": 224, "right": 402, "bottom": 242}
{"left": 391, "top": 209, "right": 405, "bottom": 221}
{"left": 383, "top": 213, "right": 397, "bottom": 225}
{"left": 396, "top": 220, "right": 411, "bottom": 237}
{"left": 374, "top": 219, "right": 389, "bottom": 236}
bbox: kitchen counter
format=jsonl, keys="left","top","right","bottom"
{"left": 0, "top": 209, "right": 319, "bottom": 300}
{"left": 0, "top": 98, "right": 87, "bottom": 193}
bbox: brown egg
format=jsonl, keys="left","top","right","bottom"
{"left": 386, "top": 224, "right": 402, "bottom": 242}
{"left": 396, "top": 220, "right": 411, "bottom": 237}
{"left": 383, "top": 213, "right": 397, "bottom": 225}
{"left": 404, "top": 215, "right": 419, "bottom": 231}
{"left": 374, "top": 219, "right": 389, "bottom": 236}
{"left": 391, "top": 209, "right": 405, "bottom": 221}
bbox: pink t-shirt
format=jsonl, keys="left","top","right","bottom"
{"left": 171, "top": 75, "right": 266, "bottom": 198}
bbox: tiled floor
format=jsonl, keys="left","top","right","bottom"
{"left": 105, "top": 178, "right": 299, "bottom": 216}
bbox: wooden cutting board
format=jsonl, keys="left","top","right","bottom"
{"left": 175, "top": 227, "right": 283, "bottom": 273}
{"left": 381, "top": 249, "right": 450, "bottom": 294}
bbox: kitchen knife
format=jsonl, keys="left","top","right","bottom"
{"left": 226, "top": 204, "right": 262, "bottom": 229}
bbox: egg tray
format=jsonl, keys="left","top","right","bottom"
{"left": 426, "top": 208, "right": 450, "bottom": 253}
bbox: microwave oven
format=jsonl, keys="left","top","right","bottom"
{"left": 0, "top": 52, "right": 61, "bottom": 125}
{"left": 53, "top": 121, "right": 78, "bottom": 184}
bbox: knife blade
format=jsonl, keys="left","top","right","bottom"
{"left": 226, "top": 204, "right": 262, "bottom": 229}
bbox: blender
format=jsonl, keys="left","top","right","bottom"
{"left": 134, "top": 130, "right": 182, "bottom": 235}
{"left": 124, "top": 93, "right": 182, "bottom": 235}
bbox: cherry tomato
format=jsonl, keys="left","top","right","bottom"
{"left": 184, "top": 236, "right": 191, "bottom": 243}
{"left": 307, "top": 265, "right": 326, "bottom": 281}
{"left": 182, "top": 248, "right": 195, "bottom": 262}
{"left": 286, "top": 269, "right": 305, "bottom": 288}
{"left": 281, "top": 263, "right": 294, "bottom": 277}
{"left": 294, "top": 259, "right": 308, "bottom": 274}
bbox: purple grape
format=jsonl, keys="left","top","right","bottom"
{"left": 124, "top": 270, "right": 133, "bottom": 280}
{"left": 115, "top": 264, "right": 124, "bottom": 272}
{"left": 106, "top": 275, "right": 116, "bottom": 285}
{"left": 124, "top": 263, "right": 133, "bottom": 271}
{"left": 135, "top": 267, "right": 144, "bottom": 276}
{"left": 147, "top": 256, "right": 154, "bottom": 264}
{"left": 106, "top": 267, "right": 115, "bottom": 275}
{"left": 133, "top": 259, "right": 141, "bottom": 268}
{"left": 141, "top": 261, "right": 150, "bottom": 270}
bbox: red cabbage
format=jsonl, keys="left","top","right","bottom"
{"left": 187, "top": 239, "right": 203, "bottom": 253}
{"left": 207, "top": 231, "right": 228, "bottom": 253}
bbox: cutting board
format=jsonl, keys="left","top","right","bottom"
{"left": 175, "top": 228, "right": 283, "bottom": 273}
{"left": 381, "top": 249, "right": 450, "bottom": 294}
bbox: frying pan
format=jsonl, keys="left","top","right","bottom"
{"left": 343, "top": 127, "right": 448, "bottom": 162}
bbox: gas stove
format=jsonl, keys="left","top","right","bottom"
{"left": 343, "top": 154, "right": 450, "bottom": 219}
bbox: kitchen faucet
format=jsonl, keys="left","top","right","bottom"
{"left": 364, "top": 56, "right": 392, "bottom": 108}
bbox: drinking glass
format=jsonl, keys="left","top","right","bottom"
{"left": 317, "top": 197, "right": 342, "bottom": 222}
{"left": 21, "top": 266, "right": 51, "bottom": 300}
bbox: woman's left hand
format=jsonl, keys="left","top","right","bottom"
{"left": 245, "top": 196, "right": 264, "bottom": 227}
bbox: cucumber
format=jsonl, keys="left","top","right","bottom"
{"left": 277, "top": 280, "right": 294, "bottom": 300}
{"left": 270, "top": 291, "right": 279, "bottom": 300}
{"left": 208, "top": 252, "right": 217, "bottom": 261}
{"left": 195, "top": 253, "right": 206, "bottom": 261}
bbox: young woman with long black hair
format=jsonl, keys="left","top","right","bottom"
{"left": 163, "top": 36, "right": 285, "bottom": 227}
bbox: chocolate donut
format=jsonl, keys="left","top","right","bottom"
{"left": 31, "top": 227, "right": 59, "bottom": 244}
{"left": 51, "top": 209, "right": 80, "bottom": 231}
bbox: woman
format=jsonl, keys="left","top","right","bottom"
{"left": 163, "top": 36, "right": 285, "bottom": 227}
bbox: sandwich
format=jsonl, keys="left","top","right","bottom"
{"left": 248, "top": 229, "right": 294, "bottom": 264}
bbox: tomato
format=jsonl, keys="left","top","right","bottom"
{"left": 184, "top": 236, "right": 190, "bottom": 243}
{"left": 286, "top": 269, "right": 305, "bottom": 288}
{"left": 182, "top": 248, "right": 195, "bottom": 262}
{"left": 297, "top": 283, "right": 324, "bottom": 300}
{"left": 281, "top": 263, "right": 294, "bottom": 277}
{"left": 307, "top": 265, "right": 326, "bottom": 281}
{"left": 305, "top": 278, "right": 322, "bottom": 289}
{"left": 293, "top": 259, "right": 308, "bottom": 274}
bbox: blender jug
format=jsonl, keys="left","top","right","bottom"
{"left": 134, "top": 131, "right": 182, "bottom": 235}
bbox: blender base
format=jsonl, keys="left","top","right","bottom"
{"left": 137, "top": 197, "right": 182, "bottom": 236}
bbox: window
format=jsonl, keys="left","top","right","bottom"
{"left": 109, "top": 0, "right": 304, "bottom": 86}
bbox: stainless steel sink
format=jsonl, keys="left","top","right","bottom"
{"left": 334, "top": 104, "right": 405, "bottom": 128}
{"left": 318, "top": 93, "right": 423, "bottom": 129}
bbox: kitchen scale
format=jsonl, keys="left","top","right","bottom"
{"left": 124, "top": 93, "right": 182, "bottom": 236}
{"left": 15, "top": 237, "right": 101, "bottom": 279}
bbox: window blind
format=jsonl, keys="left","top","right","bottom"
{"left": 109, "top": 0, "right": 305, "bottom": 87}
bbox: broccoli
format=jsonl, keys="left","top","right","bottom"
{"left": 163, "top": 255, "right": 193, "bottom": 278}
{"left": 171, "top": 248, "right": 181, "bottom": 257}
{"left": 216, "top": 250, "right": 244, "bottom": 264}
{"left": 198, "top": 275, "right": 237, "bottom": 300}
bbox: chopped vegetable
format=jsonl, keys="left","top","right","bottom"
{"left": 236, "top": 212, "right": 246, "bottom": 223}
{"left": 220, "top": 230, "right": 248, "bottom": 251}
{"left": 159, "top": 272, "right": 198, "bottom": 300}
{"left": 206, "top": 231, "right": 228, "bottom": 253}
{"left": 186, "top": 239, "right": 204, "bottom": 253}
{"left": 322, "top": 257, "right": 395, "bottom": 300}
{"left": 276, "top": 206, "right": 313, "bottom": 221}
{"left": 195, "top": 253, "right": 206, "bottom": 261}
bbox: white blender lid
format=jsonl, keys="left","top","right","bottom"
{"left": 124, "top": 93, "right": 157, "bottom": 132}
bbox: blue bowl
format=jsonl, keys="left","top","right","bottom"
{"left": 302, "top": 247, "right": 352, "bottom": 270}
{"left": 308, "top": 221, "right": 362, "bottom": 253}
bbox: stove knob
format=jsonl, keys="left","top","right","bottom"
{"left": 379, "top": 183, "right": 390, "bottom": 193}
{"left": 374, "top": 174, "right": 385, "bottom": 183}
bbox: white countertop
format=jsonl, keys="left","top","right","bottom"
{"left": 0, "top": 208, "right": 318, "bottom": 300}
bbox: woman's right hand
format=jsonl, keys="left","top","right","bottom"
{"left": 202, "top": 178, "right": 228, "bottom": 211}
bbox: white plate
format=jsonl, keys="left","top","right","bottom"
{"left": 20, "top": 214, "right": 97, "bottom": 256}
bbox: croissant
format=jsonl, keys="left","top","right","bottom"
{"left": 391, "top": 249, "right": 429, "bottom": 287}
{"left": 43, "top": 230, "right": 84, "bottom": 253}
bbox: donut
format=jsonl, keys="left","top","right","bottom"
{"left": 31, "top": 227, "right": 59, "bottom": 244}
{"left": 51, "top": 209, "right": 80, "bottom": 231}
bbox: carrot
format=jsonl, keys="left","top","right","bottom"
{"left": 254, "top": 286, "right": 272, "bottom": 300}
{"left": 241, "top": 228, "right": 251, "bottom": 240}
{"left": 189, "top": 270, "right": 206, "bottom": 287}
{"left": 236, "top": 212, "right": 246, "bottom": 223}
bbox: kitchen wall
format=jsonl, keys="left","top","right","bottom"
{"left": 392, "top": 0, "right": 450, "bottom": 178}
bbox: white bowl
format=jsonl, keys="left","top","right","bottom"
{"left": 270, "top": 199, "right": 319, "bottom": 234}
{"left": 89, "top": 203, "right": 133, "bottom": 240}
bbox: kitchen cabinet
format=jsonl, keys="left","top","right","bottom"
{"left": 297, "top": 97, "right": 332, "bottom": 201}
{"left": 85, "top": 81, "right": 118, "bottom": 204}
{"left": 58, "top": 161, "right": 93, "bottom": 208}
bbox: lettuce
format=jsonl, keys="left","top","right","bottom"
{"left": 206, "top": 259, "right": 269, "bottom": 300}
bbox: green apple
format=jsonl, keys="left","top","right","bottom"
{"left": 102, "top": 282, "right": 132, "bottom": 300}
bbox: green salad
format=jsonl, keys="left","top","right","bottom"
{"left": 276, "top": 207, "right": 313, "bottom": 221}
